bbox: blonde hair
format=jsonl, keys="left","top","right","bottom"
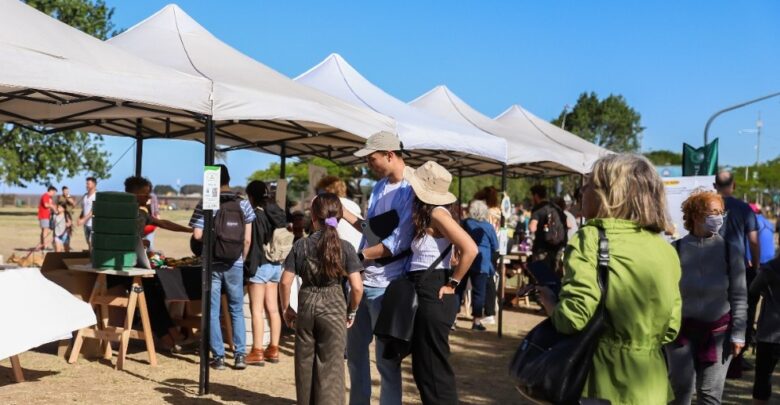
{"left": 316, "top": 175, "right": 347, "bottom": 198}
{"left": 468, "top": 199, "right": 490, "bottom": 222}
{"left": 681, "top": 190, "right": 723, "bottom": 232}
{"left": 590, "top": 154, "right": 670, "bottom": 233}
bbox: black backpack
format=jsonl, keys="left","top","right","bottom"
{"left": 543, "top": 203, "right": 567, "bottom": 247}
{"left": 214, "top": 194, "right": 245, "bottom": 265}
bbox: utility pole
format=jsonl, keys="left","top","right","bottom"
{"left": 756, "top": 111, "right": 762, "bottom": 169}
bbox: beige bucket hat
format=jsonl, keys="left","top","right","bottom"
{"left": 353, "top": 131, "right": 402, "bottom": 157}
{"left": 404, "top": 161, "right": 457, "bottom": 206}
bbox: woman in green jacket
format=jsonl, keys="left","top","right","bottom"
{"left": 539, "top": 154, "right": 683, "bottom": 404}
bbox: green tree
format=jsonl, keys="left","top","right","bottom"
{"left": 644, "top": 150, "right": 682, "bottom": 166}
{"left": 248, "top": 157, "right": 366, "bottom": 197}
{"left": 153, "top": 184, "right": 178, "bottom": 196}
{"left": 552, "top": 92, "right": 644, "bottom": 153}
{"left": 1, "top": 0, "right": 119, "bottom": 187}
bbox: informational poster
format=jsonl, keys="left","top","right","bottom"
{"left": 663, "top": 176, "right": 715, "bottom": 240}
{"left": 202, "top": 166, "right": 221, "bottom": 210}
{"left": 308, "top": 164, "right": 328, "bottom": 196}
{"left": 275, "top": 179, "right": 288, "bottom": 209}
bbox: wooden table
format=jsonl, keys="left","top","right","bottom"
{"left": 67, "top": 265, "right": 157, "bottom": 370}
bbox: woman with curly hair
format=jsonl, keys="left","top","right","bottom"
{"left": 666, "top": 190, "right": 747, "bottom": 404}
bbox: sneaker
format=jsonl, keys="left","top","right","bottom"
{"left": 471, "top": 323, "right": 487, "bottom": 331}
{"left": 234, "top": 353, "right": 247, "bottom": 370}
{"left": 210, "top": 356, "right": 226, "bottom": 370}
{"left": 482, "top": 316, "right": 496, "bottom": 325}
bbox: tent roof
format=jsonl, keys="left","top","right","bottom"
{"left": 0, "top": 0, "right": 213, "bottom": 137}
{"left": 107, "top": 5, "right": 396, "bottom": 158}
{"left": 410, "top": 86, "right": 590, "bottom": 175}
{"left": 495, "top": 105, "right": 611, "bottom": 170}
{"left": 295, "top": 54, "right": 509, "bottom": 175}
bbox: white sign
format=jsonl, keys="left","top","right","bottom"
{"left": 203, "top": 166, "right": 221, "bottom": 210}
{"left": 663, "top": 176, "right": 715, "bottom": 240}
{"left": 498, "top": 227, "right": 509, "bottom": 255}
{"left": 501, "top": 193, "right": 512, "bottom": 219}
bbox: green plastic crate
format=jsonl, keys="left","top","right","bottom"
{"left": 93, "top": 201, "right": 139, "bottom": 219}
{"left": 92, "top": 233, "right": 138, "bottom": 251}
{"left": 92, "top": 217, "right": 138, "bottom": 236}
{"left": 91, "top": 249, "right": 137, "bottom": 270}
{"left": 95, "top": 192, "right": 136, "bottom": 204}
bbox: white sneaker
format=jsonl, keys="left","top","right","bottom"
{"left": 482, "top": 316, "right": 496, "bottom": 325}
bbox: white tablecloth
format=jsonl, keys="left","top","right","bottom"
{"left": 0, "top": 268, "right": 95, "bottom": 360}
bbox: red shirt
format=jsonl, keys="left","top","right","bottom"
{"left": 38, "top": 193, "right": 52, "bottom": 220}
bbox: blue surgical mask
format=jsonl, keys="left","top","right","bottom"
{"left": 704, "top": 214, "right": 724, "bottom": 235}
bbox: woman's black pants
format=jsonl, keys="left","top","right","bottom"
{"left": 407, "top": 269, "right": 459, "bottom": 405}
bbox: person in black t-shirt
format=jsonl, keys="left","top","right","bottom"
{"left": 528, "top": 185, "right": 568, "bottom": 277}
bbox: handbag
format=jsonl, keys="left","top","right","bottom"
{"left": 374, "top": 244, "right": 453, "bottom": 361}
{"left": 509, "top": 226, "right": 610, "bottom": 404}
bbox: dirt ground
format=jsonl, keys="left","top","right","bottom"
{"left": 1, "top": 207, "right": 778, "bottom": 404}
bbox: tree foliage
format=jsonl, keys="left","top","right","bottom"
{"left": 552, "top": 92, "right": 644, "bottom": 153}
{"left": 248, "top": 157, "right": 366, "bottom": 197}
{"left": 153, "top": 184, "right": 178, "bottom": 196}
{"left": 1, "top": 1, "right": 119, "bottom": 187}
{"left": 180, "top": 184, "right": 203, "bottom": 196}
{"left": 644, "top": 150, "right": 682, "bottom": 166}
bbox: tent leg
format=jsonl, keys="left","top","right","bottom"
{"left": 280, "top": 142, "right": 287, "bottom": 178}
{"left": 498, "top": 165, "right": 507, "bottom": 339}
{"left": 135, "top": 119, "right": 143, "bottom": 177}
{"left": 199, "top": 116, "right": 215, "bottom": 396}
{"left": 457, "top": 169, "right": 463, "bottom": 206}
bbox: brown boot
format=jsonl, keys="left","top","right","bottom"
{"left": 245, "top": 347, "right": 265, "bottom": 365}
{"left": 264, "top": 345, "right": 279, "bottom": 363}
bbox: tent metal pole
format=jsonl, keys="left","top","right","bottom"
{"left": 498, "top": 164, "right": 507, "bottom": 339}
{"left": 280, "top": 142, "right": 287, "bottom": 178}
{"left": 457, "top": 169, "right": 463, "bottom": 205}
{"left": 198, "top": 116, "right": 215, "bottom": 396}
{"left": 134, "top": 119, "right": 143, "bottom": 177}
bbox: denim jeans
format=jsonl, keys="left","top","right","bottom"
{"left": 454, "top": 271, "right": 488, "bottom": 318}
{"left": 210, "top": 262, "right": 246, "bottom": 358}
{"left": 347, "top": 285, "right": 402, "bottom": 405}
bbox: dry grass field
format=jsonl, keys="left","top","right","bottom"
{"left": 0, "top": 207, "right": 777, "bottom": 404}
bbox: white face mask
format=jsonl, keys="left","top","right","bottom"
{"left": 704, "top": 214, "right": 724, "bottom": 235}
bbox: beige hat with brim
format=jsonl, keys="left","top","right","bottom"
{"left": 354, "top": 130, "right": 402, "bottom": 157}
{"left": 404, "top": 161, "right": 457, "bottom": 206}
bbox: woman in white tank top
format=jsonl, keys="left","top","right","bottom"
{"left": 404, "top": 161, "right": 477, "bottom": 405}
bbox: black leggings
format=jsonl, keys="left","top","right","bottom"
{"left": 753, "top": 342, "right": 780, "bottom": 400}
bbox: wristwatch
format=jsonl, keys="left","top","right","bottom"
{"left": 447, "top": 277, "right": 460, "bottom": 289}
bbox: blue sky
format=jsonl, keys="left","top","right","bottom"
{"left": 6, "top": 0, "right": 780, "bottom": 195}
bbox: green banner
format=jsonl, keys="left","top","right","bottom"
{"left": 682, "top": 138, "right": 719, "bottom": 176}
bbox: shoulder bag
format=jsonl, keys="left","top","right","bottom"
{"left": 509, "top": 226, "right": 610, "bottom": 404}
{"left": 374, "top": 244, "right": 452, "bottom": 361}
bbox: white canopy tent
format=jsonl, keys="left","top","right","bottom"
{"left": 295, "top": 54, "right": 509, "bottom": 176}
{"left": 411, "top": 86, "right": 589, "bottom": 175}
{"left": 495, "top": 105, "right": 611, "bottom": 171}
{"left": 107, "top": 5, "right": 395, "bottom": 159}
{"left": 0, "top": 0, "right": 212, "bottom": 138}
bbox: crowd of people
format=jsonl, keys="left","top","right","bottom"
{"left": 30, "top": 129, "right": 780, "bottom": 404}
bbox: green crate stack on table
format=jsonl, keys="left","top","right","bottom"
{"left": 91, "top": 192, "right": 139, "bottom": 270}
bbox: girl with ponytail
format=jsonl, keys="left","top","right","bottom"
{"left": 280, "top": 192, "right": 364, "bottom": 404}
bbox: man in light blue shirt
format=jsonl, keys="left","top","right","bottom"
{"left": 342, "top": 131, "right": 414, "bottom": 405}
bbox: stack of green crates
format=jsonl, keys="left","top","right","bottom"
{"left": 91, "top": 192, "right": 139, "bottom": 270}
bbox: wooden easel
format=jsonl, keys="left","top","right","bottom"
{"left": 67, "top": 267, "right": 157, "bottom": 370}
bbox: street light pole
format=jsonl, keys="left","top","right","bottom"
{"left": 703, "top": 91, "right": 780, "bottom": 145}
{"left": 756, "top": 111, "right": 762, "bottom": 169}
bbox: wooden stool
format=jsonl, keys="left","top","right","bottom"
{"left": 171, "top": 296, "right": 235, "bottom": 352}
{"left": 67, "top": 268, "right": 157, "bottom": 370}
